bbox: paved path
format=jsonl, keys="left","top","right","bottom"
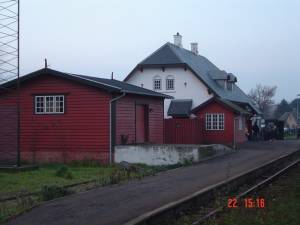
{"left": 5, "top": 140, "right": 300, "bottom": 225}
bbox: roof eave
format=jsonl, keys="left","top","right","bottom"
{"left": 121, "top": 90, "right": 173, "bottom": 99}
{"left": 1, "top": 68, "right": 122, "bottom": 93}
{"left": 191, "top": 97, "right": 249, "bottom": 115}
{"left": 167, "top": 114, "right": 190, "bottom": 118}
{"left": 229, "top": 100, "right": 262, "bottom": 115}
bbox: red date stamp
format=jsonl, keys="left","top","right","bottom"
{"left": 227, "top": 197, "right": 265, "bottom": 208}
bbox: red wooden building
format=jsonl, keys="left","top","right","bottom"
{"left": 192, "top": 97, "right": 250, "bottom": 145}
{"left": 164, "top": 98, "right": 250, "bottom": 146}
{"left": 0, "top": 68, "right": 170, "bottom": 164}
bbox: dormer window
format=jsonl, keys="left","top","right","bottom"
{"left": 166, "top": 76, "right": 174, "bottom": 90}
{"left": 153, "top": 76, "right": 161, "bottom": 90}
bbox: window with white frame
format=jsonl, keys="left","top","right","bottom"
{"left": 206, "top": 113, "right": 224, "bottom": 130}
{"left": 166, "top": 77, "right": 174, "bottom": 90}
{"left": 153, "top": 77, "right": 161, "bottom": 90}
{"left": 35, "top": 95, "right": 65, "bottom": 114}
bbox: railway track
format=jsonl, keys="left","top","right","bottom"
{"left": 124, "top": 149, "right": 300, "bottom": 225}
{"left": 189, "top": 158, "right": 300, "bottom": 225}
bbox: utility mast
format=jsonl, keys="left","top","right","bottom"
{"left": 0, "top": 0, "right": 20, "bottom": 166}
{"left": 0, "top": 0, "right": 19, "bottom": 82}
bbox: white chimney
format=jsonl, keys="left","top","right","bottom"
{"left": 190, "top": 42, "right": 198, "bottom": 54}
{"left": 173, "top": 32, "right": 182, "bottom": 47}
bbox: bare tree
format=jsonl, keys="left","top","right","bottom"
{"left": 248, "top": 84, "right": 277, "bottom": 113}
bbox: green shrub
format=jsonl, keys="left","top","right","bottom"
{"left": 55, "top": 166, "right": 74, "bottom": 179}
{"left": 40, "top": 185, "right": 66, "bottom": 201}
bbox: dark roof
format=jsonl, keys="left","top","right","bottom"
{"left": 167, "top": 99, "right": 192, "bottom": 117}
{"left": 73, "top": 74, "right": 172, "bottom": 98}
{"left": 208, "top": 70, "right": 228, "bottom": 80}
{"left": 0, "top": 68, "right": 172, "bottom": 99}
{"left": 125, "top": 42, "right": 260, "bottom": 114}
{"left": 192, "top": 97, "right": 250, "bottom": 115}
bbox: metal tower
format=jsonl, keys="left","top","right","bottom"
{"left": 0, "top": 0, "right": 19, "bottom": 83}
{"left": 0, "top": 0, "right": 20, "bottom": 166}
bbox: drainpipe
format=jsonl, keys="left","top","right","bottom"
{"left": 109, "top": 92, "right": 126, "bottom": 164}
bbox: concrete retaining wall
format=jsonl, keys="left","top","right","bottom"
{"left": 114, "top": 144, "right": 234, "bottom": 165}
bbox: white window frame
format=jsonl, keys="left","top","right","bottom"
{"left": 153, "top": 77, "right": 162, "bottom": 90}
{"left": 166, "top": 76, "right": 175, "bottom": 90}
{"left": 205, "top": 113, "right": 225, "bottom": 130}
{"left": 35, "top": 95, "right": 65, "bottom": 114}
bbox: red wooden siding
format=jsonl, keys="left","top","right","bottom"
{"left": 0, "top": 74, "right": 111, "bottom": 163}
{"left": 115, "top": 95, "right": 164, "bottom": 145}
{"left": 115, "top": 96, "right": 135, "bottom": 145}
{"left": 0, "top": 105, "right": 17, "bottom": 164}
{"left": 164, "top": 118, "right": 202, "bottom": 144}
{"left": 135, "top": 104, "right": 147, "bottom": 143}
{"left": 148, "top": 100, "right": 164, "bottom": 143}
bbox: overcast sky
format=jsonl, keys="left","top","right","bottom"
{"left": 21, "top": 0, "right": 300, "bottom": 102}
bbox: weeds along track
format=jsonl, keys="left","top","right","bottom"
{"left": 124, "top": 149, "right": 300, "bottom": 225}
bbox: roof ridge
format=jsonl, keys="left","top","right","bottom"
{"left": 66, "top": 73, "right": 122, "bottom": 90}
{"left": 167, "top": 42, "right": 219, "bottom": 69}
{"left": 139, "top": 42, "right": 183, "bottom": 65}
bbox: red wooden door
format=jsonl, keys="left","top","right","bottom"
{"left": 136, "top": 105, "right": 147, "bottom": 143}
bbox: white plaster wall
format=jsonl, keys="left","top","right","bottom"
{"left": 126, "top": 67, "right": 213, "bottom": 118}
{"left": 115, "top": 145, "right": 198, "bottom": 165}
{"left": 115, "top": 144, "right": 233, "bottom": 166}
